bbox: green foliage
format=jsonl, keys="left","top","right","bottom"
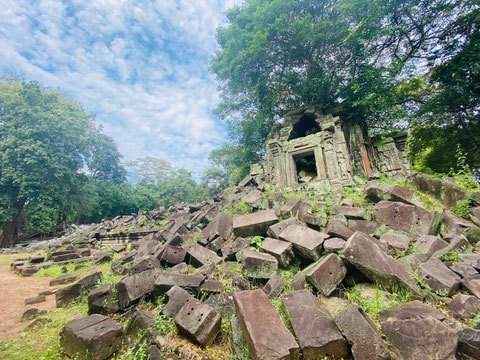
{"left": 454, "top": 199, "right": 474, "bottom": 219}
{"left": 225, "top": 200, "right": 249, "bottom": 216}
{"left": 344, "top": 283, "right": 411, "bottom": 322}
{"left": 270, "top": 299, "right": 294, "bottom": 334}
{"left": 0, "top": 76, "right": 125, "bottom": 245}
{"left": 440, "top": 247, "right": 467, "bottom": 263}
{"left": 210, "top": 0, "right": 473, "bottom": 176}
{"left": 249, "top": 236, "right": 263, "bottom": 251}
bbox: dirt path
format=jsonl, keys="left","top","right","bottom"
{"left": 0, "top": 260, "right": 56, "bottom": 339}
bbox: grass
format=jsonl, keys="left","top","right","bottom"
{"left": 0, "top": 297, "right": 88, "bottom": 360}
{"left": 0, "top": 253, "right": 125, "bottom": 360}
{"left": 344, "top": 283, "right": 411, "bottom": 323}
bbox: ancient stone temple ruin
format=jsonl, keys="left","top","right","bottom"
{"left": 263, "top": 106, "right": 410, "bottom": 189}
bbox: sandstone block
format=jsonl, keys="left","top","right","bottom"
{"left": 233, "top": 210, "right": 278, "bottom": 237}
{"left": 60, "top": 314, "right": 123, "bottom": 360}
{"left": 233, "top": 289, "right": 299, "bottom": 359}
{"left": 304, "top": 254, "right": 346, "bottom": 296}
{"left": 279, "top": 225, "right": 326, "bottom": 261}
{"left": 282, "top": 290, "right": 348, "bottom": 359}
{"left": 242, "top": 249, "right": 278, "bottom": 279}
{"left": 175, "top": 299, "right": 222, "bottom": 347}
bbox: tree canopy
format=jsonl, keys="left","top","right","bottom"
{"left": 210, "top": 0, "right": 480, "bottom": 179}
{"left": 0, "top": 76, "right": 124, "bottom": 246}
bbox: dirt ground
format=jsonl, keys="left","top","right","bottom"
{"left": 0, "top": 259, "right": 56, "bottom": 339}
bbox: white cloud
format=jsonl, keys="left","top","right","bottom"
{"left": 0, "top": 0, "right": 243, "bottom": 176}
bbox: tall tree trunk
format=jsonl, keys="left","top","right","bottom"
{"left": 0, "top": 199, "right": 26, "bottom": 248}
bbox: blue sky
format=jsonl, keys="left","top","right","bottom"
{"left": 0, "top": 0, "right": 242, "bottom": 176}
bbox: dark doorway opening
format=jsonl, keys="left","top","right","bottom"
{"left": 288, "top": 115, "right": 321, "bottom": 140}
{"left": 293, "top": 151, "right": 318, "bottom": 183}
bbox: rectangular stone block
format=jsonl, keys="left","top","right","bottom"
{"left": 160, "top": 245, "right": 186, "bottom": 265}
{"left": 279, "top": 225, "right": 326, "bottom": 260}
{"left": 116, "top": 268, "right": 158, "bottom": 309}
{"left": 60, "top": 314, "right": 123, "bottom": 360}
{"left": 242, "top": 249, "right": 278, "bottom": 279}
{"left": 183, "top": 243, "right": 222, "bottom": 267}
{"left": 304, "top": 254, "right": 346, "bottom": 296}
{"left": 233, "top": 210, "right": 278, "bottom": 237}
{"left": 282, "top": 290, "right": 348, "bottom": 359}
{"left": 260, "top": 238, "right": 294, "bottom": 268}
{"left": 233, "top": 289, "right": 299, "bottom": 360}
{"left": 267, "top": 218, "right": 303, "bottom": 239}
{"left": 175, "top": 299, "right": 222, "bottom": 347}
{"left": 155, "top": 273, "right": 204, "bottom": 293}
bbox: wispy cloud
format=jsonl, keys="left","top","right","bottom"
{"left": 0, "top": 0, "right": 242, "bottom": 175}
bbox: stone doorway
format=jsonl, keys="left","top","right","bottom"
{"left": 292, "top": 150, "right": 318, "bottom": 183}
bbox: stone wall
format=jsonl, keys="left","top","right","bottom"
{"left": 263, "top": 107, "right": 410, "bottom": 189}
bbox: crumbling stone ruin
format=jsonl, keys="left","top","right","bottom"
{"left": 263, "top": 105, "right": 410, "bottom": 189}
{"left": 5, "top": 171, "right": 480, "bottom": 359}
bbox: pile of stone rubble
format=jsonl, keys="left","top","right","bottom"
{"left": 8, "top": 172, "right": 480, "bottom": 360}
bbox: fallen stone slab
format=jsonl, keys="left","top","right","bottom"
{"left": 449, "top": 295, "right": 480, "bottom": 319}
{"left": 449, "top": 262, "right": 478, "bottom": 278}
{"left": 163, "top": 286, "right": 194, "bottom": 318}
{"left": 221, "top": 237, "right": 250, "bottom": 260}
{"left": 200, "top": 280, "right": 223, "bottom": 293}
{"left": 233, "top": 210, "right": 278, "bottom": 237}
{"left": 233, "top": 289, "right": 299, "bottom": 359}
{"left": 432, "top": 235, "right": 470, "bottom": 259}
{"left": 344, "top": 231, "right": 422, "bottom": 297}
{"left": 304, "top": 253, "right": 346, "bottom": 296}
{"left": 280, "top": 198, "right": 303, "bottom": 218}
{"left": 379, "top": 232, "right": 411, "bottom": 251}
{"left": 323, "top": 238, "right": 346, "bottom": 253}
{"left": 415, "top": 235, "right": 448, "bottom": 259}
{"left": 21, "top": 308, "right": 46, "bottom": 321}
{"left": 183, "top": 243, "right": 222, "bottom": 267}
{"left": 260, "top": 238, "right": 294, "bottom": 267}
{"left": 56, "top": 283, "right": 83, "bottom": 308}
{"left": 116, "top": 268, "right": 158, "bottom": 309}
{"left": 418, "top": 258, "right": 461, "bottom": 297}
{"left": 60, "top": 314, "right": 123, "bottom": 360}
{"left": 372, "top": 201, "right": 441, "bottom": 236}
{"left": 334, "top": 303, "right": 390, "bottom": 360}
{"left": 50, "top": 274, "right": 77, "bottom": 286}
{"left": 282, "top": 290, "right": 349, "bottom": 359}
{"left": 242, "top": 249, "right": 278, "bottom": 279}
{"left": 381, "top": 317, "right": 458, "bottom": 360}
{"left": 202, "top": 212, "right": 233, "bottom": 242}
{"left": 125, "top": 309, "right": 156, "bottom": 336}
{"left": 88, "top": 285, "right": 119, "bottom": 315}
{"left": 263, "top": 274, "right": 286, "bottom": 299}
{"left": 289, "top": 271, "right": 307, "bottom": 291}
{"left": 347, "top": 219, "right": 382, "bottom": 235}
{"left": 279, "top": 225, "right": 326, "bottom": 260}
{"left": 175, "top": 298, "right": 222, "bottom": 347}
{"left": 29, "top": 255, "right": 45, "bottom": 264}
{"left": 155, "top": 273, "right": 204, "bottom": 293}
{"left": 77, "top": 271, "right": 102, "bottom": 290}
{"left": 25, "top": 295, "right": 46, "bottom": 305}
{"left": 205, "top": 292, "right": 235, "bottom": 319}
{"left": 325, "top": 220, "right": 354, "bottom": 240}
{"left": 21, "top": 265, "right": 40, "bottom": 276}
{"left": 331, "top": 205, "right": 366, "bottom": 219}
{"left": 407, "top": 172, "right": 469, "bottom": 207}
{"left": 267, "top": 217, "right": 302, "bottom": 239}
{"left": 52, "top": 252, "right": 80, "bottom": 262}
{"left": 160, "top": 245, "right": 186, "bottom": 265}
{"left": 378, "top": 300, "right": 445, "bottom": 322}
{"left": 128, "top": 255, "right": 160, "bottom": 275}
{"left": 458, "top": 328, "right": 480, "bottom": 359}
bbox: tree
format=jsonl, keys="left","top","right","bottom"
{"left": 125, "top": 156, "right": 172, "bottom": 185}
{"left": 0, "top": 76, "right": 124, "bottom": 246}
{"left": 410, "top": 6, "right": 480, "bottom": 173}
{"left": 210, "top": 0, "right": 472, "bottom": 176}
